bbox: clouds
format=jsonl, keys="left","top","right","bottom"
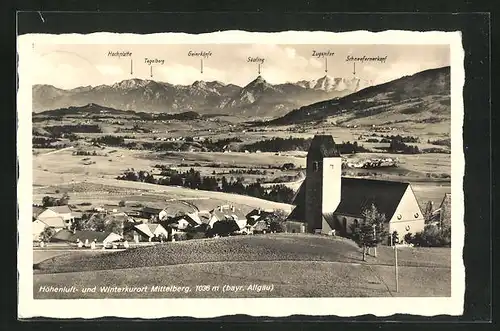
{"left": 32, "top": 44, "right": 450, "bottom": 89}
{"left": 96, "top": 65, "right": 124, "bottom": 76}
{"left": 32, "top": 53, "right": 103, "bottom": 88}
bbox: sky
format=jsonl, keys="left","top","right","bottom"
{"left": 31, "top": 44, "right": 450, "bottom": 89}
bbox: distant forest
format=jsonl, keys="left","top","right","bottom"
{"left": 241, "top": 137, "right": 370, "bottom": 154}
{"left": 117, "top": 168, "right": 295, "bottom": 204}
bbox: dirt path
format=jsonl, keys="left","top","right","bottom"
{"left": 37, "top": 146, "right": 74, "bottom": 156}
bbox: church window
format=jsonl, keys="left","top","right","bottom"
{"left": 312, "top": 162, "right": 319, "bottom": 172}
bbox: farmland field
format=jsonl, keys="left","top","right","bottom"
{"left": 33, "top": 234, "right": 451, "bottom": 299}
{"left": 32, "top": 134, "right": 450, "bottom": 214}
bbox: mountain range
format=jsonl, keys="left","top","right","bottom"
{"left": 32, "top": 75, "right": 372, "bottom": 118}
{"left": 268, "top": 66, "right": 451, "bottom": 127}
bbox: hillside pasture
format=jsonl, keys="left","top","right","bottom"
{"left": 34, "top": 234, "right": 451, "bottom": 299}
{"left": 32, "top": 178, "right": 293, "bottom": 214}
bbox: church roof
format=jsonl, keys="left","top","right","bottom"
{"left": 307, "top": 135, "right": 340, "bottom": 158}
{"left": 335, "top": 178, "right": 409, "bottom": 219}
{"left": 287, "top": 177, "right": 410, "bottom": 221}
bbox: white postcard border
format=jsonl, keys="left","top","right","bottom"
{"left": 17, "top": 30, "right": 465, "bottom": 319}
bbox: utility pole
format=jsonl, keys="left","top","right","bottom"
{"left": 394, "top": 245, "right": 399, "bottom": 293}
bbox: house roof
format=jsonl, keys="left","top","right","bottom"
{"left": 198, "top": 211, "right": 211, "bottom": 224}
{"left": 211, "top": 207, "right": 246, "bottom": 222}
{"left": 307, "top": 135, "right": 340, "bottom": 158}
{"left": 47, "top": 205, "right": 73, "bottom": 214}
{"left": 51, "top": 229, "right": 120, "bottom": 243}
{"left": 134, "top": 223, "right": 166, "bottom": 238}
{"left": 245, "top": 209, "right": 273, "bottom": 219}
{"left": 186, "top": 212, "right": 202, "bottom": 225}
{"left": 246, "top": 210, "right": 274, "bottom": 226}
{"left": 38, "top": 216, "right": 66, "bottom": 228}
{"left": 288, "top": 181, "right": 307, "bottom": 221}
{"left": 288, "top": 177, "right": 409, "bottom": 221}
{"left": 142, "top": 206, "right": 163, "bottom": 214}
{"left": 33, "top": 206, "right": 46, "bottom": 218}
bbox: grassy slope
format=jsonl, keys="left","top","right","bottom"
{"left": 33, "top": 234, "right": 451, "bottom": 298}
{"left": 36, "top": 234, "right": 450, "bottom": 273}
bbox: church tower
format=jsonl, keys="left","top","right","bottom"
{"left": 305, "top": 135, "right": 342, "bottom": 233}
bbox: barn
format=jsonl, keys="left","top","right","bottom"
{"left": 287, "top": 135, "right": 425, "bottom": 241}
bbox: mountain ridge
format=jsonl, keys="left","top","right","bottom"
{"left": 32, "top": 74, "right": 373, "bottom": 118}
{"left": 268, "top": 66, "right": 450, "bottom": 127}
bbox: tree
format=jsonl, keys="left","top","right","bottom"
{"left": 408, "top": 224, "right": 451, "bottom": 247}
{"left": 42, "top": 193, "right": 70, "bottom": 207}
{"left": 350, "top": 204, "right": 387, "bottom": 261}
{"left": 118, "top": 200, "right": 126, "bottom": 207}
{"left": 423, "top": 201, "right": 434, "bottom": 223}
{"left": 268, "top": 209, "right": 288, "bottom": 233}
{"left": 105, "top": 217, "right": 124, "bottom": 235}
{"left": 221, "top": 176, "right": 229, "bottom": 192}
{"left": 39, "top": 227, "right": 56, "bottom": 242}
{"left": 58, "top": 193, "right": 70, "bottom": 205}
{"left": 42, "top": 196, "right": 57, "bottom": 207}
{"left": 86, "top": 213, "right": 106, "bottom": 232}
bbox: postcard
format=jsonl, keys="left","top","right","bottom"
{"left": 17, "top": 30, "right": 465, "bottom": 318}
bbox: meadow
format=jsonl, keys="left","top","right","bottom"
{"left": 33, "top": 234, "right": 451, "bottom": 299}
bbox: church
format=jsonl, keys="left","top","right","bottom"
{"left": 287, "top": 135, "right": 425, "bottom": 240}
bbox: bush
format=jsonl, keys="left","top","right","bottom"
{"left": 407, "top": 225, "right": 451, "bottom": 247}
{"left": 173, "top": 232, "right": 188, "bottom": 241}
{"left": 403, "top": 232, "right": 413, "bottom": 244}
{"left": 118, "top": 200, "right": 126, "bottom": 207}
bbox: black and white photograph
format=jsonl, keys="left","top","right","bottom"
{"left": 17, "top": 30, "right": 465, "bottom": 318}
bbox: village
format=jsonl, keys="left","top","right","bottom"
{"left": 33, "top": 201, "right": 291, "bottom": 250}
{"left": 32, "top": 135, "right": 452, "bottom": 252}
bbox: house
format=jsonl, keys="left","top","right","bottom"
{"left": 33, "top": 205, "right": 74, "bottom": 237}
{"left": 46, "top": 205, "right": 76, "bottom": 224}
{"left": 245, "top": 208, "right": 274, "bottom": 226}
{"left": 34, "top": 205, "right": 76, "bottom": 230}
{"left": 169, "top": 212, "right": 203, "bottom": 230}
{"left": 32, "top": 219, "right": 51, "bottom": 241}
{"left": 209, "top": 205, "right": 247, "bottom": 230}
{"left": 244, "top": 209, "right": 276, "bottom": 233}
{"left": 50, "top": 229, "right": 122, "bottom": 244}
{"left": 141, "top": 206, "right": 164, "bottom": 220}
{"left": 32, "top": 206, "right": 46, "bottom": 221}
{"left": 288, "top": 135, "right": 425, "bottom": 240}
{"left": 132, "top": 223, "right": 169, "bottom": 242}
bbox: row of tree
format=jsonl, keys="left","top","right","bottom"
{"left": 41, "top": 193, "right": 70, "bottom": 207}
{"left": 241, "top": 137, "right": 370, "bottom": 154}
{"left": 348, "top": 202, "right": 451, "bottom": 261}
{"left": 387, "top": 140, "right": 421, "bottom": 154}
{"left": 116, "top": 168, "right": 295, "bottom": 204}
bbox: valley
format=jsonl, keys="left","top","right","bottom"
{"left": 32, "top": 65, "right": 452, "bottom": 225}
